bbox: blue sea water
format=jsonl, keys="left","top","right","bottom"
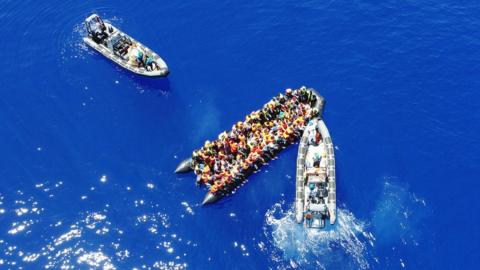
{"left": 0, "top": 0, "right": 479, "bottom": 269}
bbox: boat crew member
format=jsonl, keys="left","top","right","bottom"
{"left": 305, "top": 211, "right": 313, "bottom": 227}
{"left": 145, "top": 56, "right": 158, "bottom": 71}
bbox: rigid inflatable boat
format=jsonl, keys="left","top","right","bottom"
{"left": 295, "top": 112, "right": 336, "bottom": 228}
{"left": 175, "top": 87, "right": 325, "bottom": 205}
{"left": 83, "top": 14, "right": 169, "bottom": 77}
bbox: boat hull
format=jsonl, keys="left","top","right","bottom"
{"left": 174, "top": 158, "right": 193, "bottom": 173}
{"left": 295, "top": 91, "right": 336, "bottom": 228}
{"left": 176, "top": 88, "right": 326, "bottom": 205}
{"left": 84, "top": 23, "right": 169, "bottom": 77}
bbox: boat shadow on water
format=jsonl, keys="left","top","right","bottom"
{"left": 129, "top": 75, "right": 171, "bottom": 94}
{"left": 84, "top": 51, "right": 172, "bottom": 94}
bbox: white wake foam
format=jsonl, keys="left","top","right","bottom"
{"left": 264, "top": 202, "right": 374, "bottom": 270}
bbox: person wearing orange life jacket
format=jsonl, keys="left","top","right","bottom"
{"left": 230, "top": 142, "right": 238, "bottom": 154}
{"left": 224, "top": 175, "right": 233, "bottom": 185}
{"left": 238, "top": 133, "right": 246, "bottom": 142}
{"left": 294, "top": 116, "right": 304, "bottom": 127}
{"left": 305, "top": 211, "right": 313, "bottom": 227}
{"left": 210, "top": 184, "right": 219, "bottom": 194}
{"left": 202, "top": 164, "right": 211, "bottom": 174}
{"left": 282, "top": 129, "right": 290, "bottom": 140}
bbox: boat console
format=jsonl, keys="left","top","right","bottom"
{"left": 85, "top": 14, "right": 111, "bottom": 44}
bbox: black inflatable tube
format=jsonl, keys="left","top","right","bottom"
{"left": 174, "top": 158, "right": 193, "bottom": 173}
{"left": 202, "top": 192, "right": 220, "bottom": 205}
{"left": 308, "top": 88, "right": 325, "bottom": 118}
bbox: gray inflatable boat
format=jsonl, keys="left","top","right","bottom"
{"left": 295, "top": 109, "right": 336, "bottom": 228}
{"left": 83, "top": 14, "right": 169, "bottom": 77}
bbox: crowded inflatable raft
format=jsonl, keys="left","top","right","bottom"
{"left": 175, "top": 87, "right": 324, "bottom": 205}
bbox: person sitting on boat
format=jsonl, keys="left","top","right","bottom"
{"left": 127, "top": 46, "right": 137, "bottom": 66}
{"left": 136, "top": 49, "right": 145, "bottom": 67}
{"left": 127, "top": 44, "right": 145, "bottom": 67}
{"left": 319, "top": 151, "right": 328, "bottom": 172}
{"left": 145, "top": 55, "right": 158, "bottom": 71}
{"left": 305, "top": 182, "right": 316, "bottom": 199}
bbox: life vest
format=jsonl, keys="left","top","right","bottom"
{"left": 230, "top": 143, "right": 238, "bottom": 154}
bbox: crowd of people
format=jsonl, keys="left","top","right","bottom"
{"left": 191, "top": 87, "right": 320, "bottom": 195}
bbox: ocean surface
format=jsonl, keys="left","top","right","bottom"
{"left": 0, "top": 0, "right": 479, "bottom": 269}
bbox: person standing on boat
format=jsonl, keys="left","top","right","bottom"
{"left": 305, "top": 211, "right": 313, "bottom": 227}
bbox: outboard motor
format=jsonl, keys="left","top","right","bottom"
{"left": 85, "top": 14, "right": 108, "bottom": 44}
